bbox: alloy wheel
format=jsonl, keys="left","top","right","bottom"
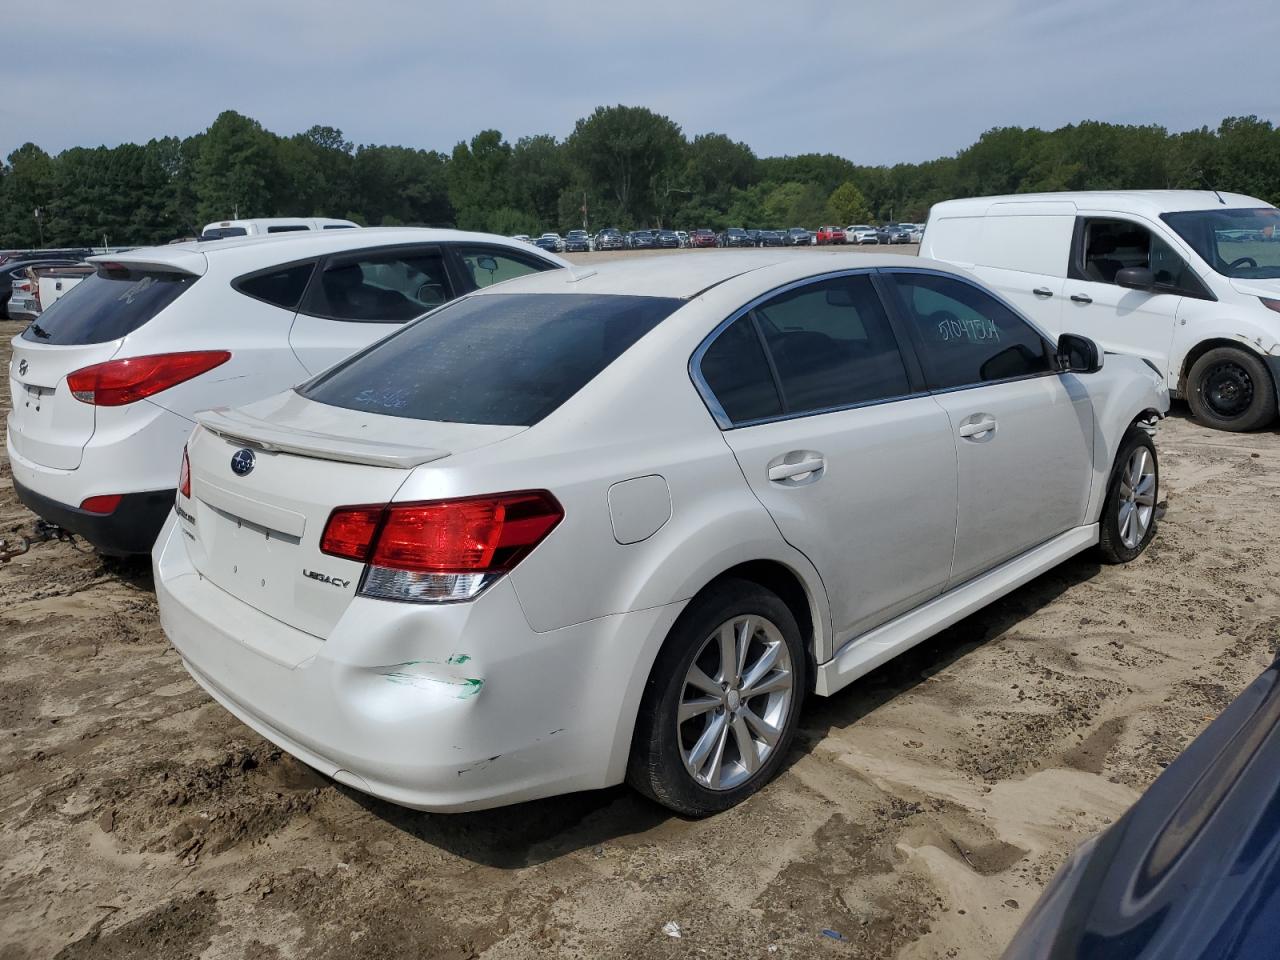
{"left": 1118, "top": 446, "right": 1157, "bottom": 549}
{"left": 678, "top": 615, "right": 794, "bottom": 791}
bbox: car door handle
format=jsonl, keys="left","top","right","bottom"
{"left": 1070, "top": 293, "right": 1093, "bottom": 304}
{"left": 1033, "top": 287, "right": 1054, "bottom": 298}
{"left": 958, "top": 415, "right": 997, "bottom": 439}
{"left": 768, "top": 455, "right": 826, "bottom": 483}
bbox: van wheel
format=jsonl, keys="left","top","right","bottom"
{"left": 1187, "top": 347, "right": 1277, "bottom": 431}
{"left": 1097, "top": 429, "right": 1159, "bottom": 564}
{"left": 627, "top": 579, "right": 806, "bottom": 816}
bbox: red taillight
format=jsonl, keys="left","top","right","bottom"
{"left": 66, "top": 351, "right": 231, "bottom": 406}
{"left": 80, "top": 494, "right": 123, "bottom": 515}
{"left": 320, "top": 492, "right": 563, "bottom": 602}
{"left": 1261, "top": 297, "right": 1280, "bottom": 315}
{"left": 319, "top": 506, "right": 384, "bottom": 561}
{"left": 178, "top": 446, "right": 191, "bottom": 499}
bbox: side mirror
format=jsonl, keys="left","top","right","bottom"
{"left": 1058, "top": 333, "right": 1102, "bottom": 374}
{"left": 1115, "top": 266, "right": 1155, "bottom": 291}
{"left": 475, "top": 256, "right": 498, "bottom": 273}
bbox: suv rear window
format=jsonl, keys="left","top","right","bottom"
{"left": 21, "top": 268, "right": 198, "bottom": 345}
{"left": 300, "top": 292, "right": 681, "bottom": 426}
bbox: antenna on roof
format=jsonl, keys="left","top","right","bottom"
{"left": 1196, "top": 170, "right": 1226, "bottom": 205}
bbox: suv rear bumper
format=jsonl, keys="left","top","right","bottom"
{"left": 12, "top": 475, "right": 173, "bottom": 556}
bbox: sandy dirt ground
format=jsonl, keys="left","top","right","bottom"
{"left": 2, "top": 267, "right": 1278, "bottom": 959}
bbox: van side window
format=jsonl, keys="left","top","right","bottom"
{"left": 890, "top": 272, "right": 1054, "bottom": 390}
{"left": 1074, "top": 218, "right": 1206, "bottom": 296}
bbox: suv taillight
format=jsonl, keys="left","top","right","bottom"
{"left": 320, "top": 491, "right": 563, "bottom": 602}
{"left": 67, "top": 351, "right": 230, "bottom": 406}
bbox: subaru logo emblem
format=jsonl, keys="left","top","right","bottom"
{"left": 230, "top": 448, "right": 256, "bottom": 477}
{"left": 17, "top": 359, "right": 27, "bottom": 376}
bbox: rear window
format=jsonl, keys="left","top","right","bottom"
{"left": 21, "top": 268, "right": 197, "bottom": 345}
{"left": 299, "top": 292, "right": 681, "bottom": 426}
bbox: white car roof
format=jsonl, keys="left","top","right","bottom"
{"left": 930, "top": 189, "right": 1271, "bottom": 219}
{"left": 88, "top": 228, "right": 569, "bottom": 276}
{"left": 474, "top": 250, "right": 935, "bottom": 300}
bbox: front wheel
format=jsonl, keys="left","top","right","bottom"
{"left": 627, "top": 579, "right": 806, "bottom": 816}
{"left": 1097, "top": 428, "right": 1159, "bottom": 564}
{"left": 1187, "top": 346, "right": 1277, "bottom": 431}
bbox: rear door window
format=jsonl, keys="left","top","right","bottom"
{"left": 21, "top": 268, "right": 198, "bottom": 345}
{"left": 300, "top": 247, "right": 453, "bottom": 323}
{"left": 753, "top": 275, "right": 911, "bottom": 415}
{"left": 889, "top": 271, "right": 1054, "bottom": 389}
{"left": 452, "top": 245, "right": 556, "bottom": 290}
{"left": 300, "top": 293, "right": 680, "bottom": 425}
{"left": 698, "top": 316, "right": 783, "bottom": 423}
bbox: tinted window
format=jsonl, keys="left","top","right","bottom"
{"left": 266, "top": 225, "right": 309, "bottom": 234}
{"left": 891, "top": 272, "right": 1053, "bottom": 389}
{"left": 454, "top": 245, "right": 554, "bottom": 289}
{"left": 235, "top": 262, "right": 315, "bottom": 310}
{"left": 699, "top": 317, "right": 783, "bottom": 423}
{"left": 21, "top": 269, "right": 197, "bottom": 345}
{"left": 323, "top": 224, "right": 355, "bottom": 230}
{"left": 754, "top": 275, "right": 910, "bottom": 414}
{"left": 300, "top": 293, "right": 680, "bottom": 425}
{"left": 303, "top": 249, "right": 452, "bottom": 323}
{"left": 200, "top": 227, "right": 247, "bottom": 239}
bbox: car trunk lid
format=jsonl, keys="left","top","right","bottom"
{"left": 182, "top": 392, "right": 526, "bottom": 640}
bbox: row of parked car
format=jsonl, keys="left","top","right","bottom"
{"left": 517, "top": 223, "right": 925, "bottom": 253}
{"left": 6, "top": 189, "right": 1280, "bottom": 955}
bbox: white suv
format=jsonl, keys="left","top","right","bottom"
{"left": 7, "top": 228, "right": 565, "bottom": 555}
{"left": 923, "top": 190, "right": 1280, "bottom": 430}
{"left": 155, "top": 252, "right": 1167, "bottom": 815}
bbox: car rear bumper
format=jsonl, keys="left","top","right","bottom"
{"left": 12, "top": 473, "right": 173, "bottom": 556}
{"left": 153, "top": 514, "right": 682, "bottom": 812}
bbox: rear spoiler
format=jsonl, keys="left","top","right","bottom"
{"left": 194, "top": 407, "right": 451, "bottom": 469}
{"left": 88, "top": 248, "right": 207, "bottom": 277}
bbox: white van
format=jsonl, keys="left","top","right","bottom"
{"left": 199, "top": 217, "right": 358, "bottom": 240}
{"left": 922, "top": 191, "right": 1280, "bottom": 430}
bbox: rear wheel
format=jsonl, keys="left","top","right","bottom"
{"left": 627, "top": 579, "right": 806, "bottom": 816}
{"left": 1097, "top": 429, "right": 1159, "bottom": 564}
{"left": 1187, "top": 346, "right": 1277, "bottom": 432}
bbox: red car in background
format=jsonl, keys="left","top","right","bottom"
{"left": 690, "top": 229, "right": 718, "bottom": 248}
{"left": 815, "top": 225, "right": 847, "bottom": 245}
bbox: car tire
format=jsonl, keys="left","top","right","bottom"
{"left": 1187, "top": 346, "right": 1277, "bottom": 432}
{"left": 627, "top": 578, "right": 807, "bottom": 816}
{"left": 1097, "top": 427, "right": 1159, "bottom": 565}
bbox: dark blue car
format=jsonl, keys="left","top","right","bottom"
{"left": 1005, "top": 653, "right": 1280, "bottom": 959}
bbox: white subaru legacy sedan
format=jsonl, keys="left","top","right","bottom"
{"left": 154, "top": 252, "right": 1169, "bottom": 816}
{"left": 7, "top": 228, "right": 564, "bottom": 556}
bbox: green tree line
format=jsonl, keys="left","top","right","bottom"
{"left": 2, "top": 106, "right": 1277, "bottom": 248}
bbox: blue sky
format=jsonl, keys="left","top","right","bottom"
{"left": 6, "top": 0, "right": 1277, "bottom": 165}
